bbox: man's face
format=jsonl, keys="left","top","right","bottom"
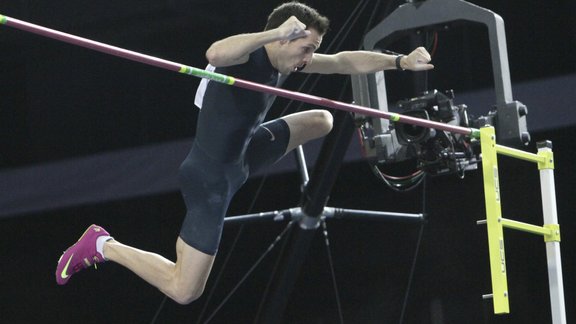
{"left": 276, "top": 28, "right": 323, "bottom": 74}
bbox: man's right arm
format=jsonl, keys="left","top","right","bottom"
{"left": 205, "top": 31, "right": 280, "bottom": 67}
{"left": 205, "top": 16, "right": 310, "bottom": 67}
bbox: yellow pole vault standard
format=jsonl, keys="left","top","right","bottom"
{"left": 479, "top": 126, "right": 509, "bottom": 314}
{"left": 479, "top": 127, "right": 566, "bottom": 323}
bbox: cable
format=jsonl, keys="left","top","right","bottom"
{"left": 201, "top": 221, "right": 296, "bottom": 324}
{"left": 428, "top": 31, "right": 439, "bottom": 57}
{"left": 195, "top": 173, "right": 271, "bottom": 323}
{"left": 253, "top": 220, "right": 294, "bottom": 322}
{"left": 322, "top": 220, "right": 345, "bottom": 324}
{"left": 371, "top": 163, "right": 426, "bottom": 192}
{"left": 398, "top": 174, "right": 427, "bottom": 324}
{"left": 149, "top": 295, "right": 167, "bottom": 324}
{"left": 195, "top": 226, "right": 246, "bottom": 323}
{"left": 398, "top": 221, "right": 425, "bottom": 324}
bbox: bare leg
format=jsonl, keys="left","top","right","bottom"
{"left": 103, "top": 237, "right": 214, "bottom": 305}
{"left": 281, "top": 109, "right": 333, "bottom": 153}
{"left": 99, "top": 110, "right": 332, "bottom": 305}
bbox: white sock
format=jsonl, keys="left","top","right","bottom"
{"left": 96, "top": 236, "right": 112, "bottom": 260}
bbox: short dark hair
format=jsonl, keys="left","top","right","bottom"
{"left": 265, "top": 1, "right": 330, "bottom": 35}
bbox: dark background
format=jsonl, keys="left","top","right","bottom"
{"left": 1, "top": 0, "right": 576, "bottom": 323}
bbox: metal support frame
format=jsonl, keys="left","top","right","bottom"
{"left": 363, "top": 0, "right": 513, "bottom": 107}
{"left": 353, "top": 0, "right": 529, "bottom": 146}
{"left": 478, "top": 126, "right": 566, "bottom": 322}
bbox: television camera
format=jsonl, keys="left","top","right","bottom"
{"left": 356, "top": 89, "right": 483, "bottom": 176}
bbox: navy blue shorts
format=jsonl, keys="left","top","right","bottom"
{"left": 178, "top": 118, "right": 290, "bottom": 255}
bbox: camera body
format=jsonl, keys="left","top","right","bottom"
{"left": 359, "top": 90, "right": 479, "bottom": 176}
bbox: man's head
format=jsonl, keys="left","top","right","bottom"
{"left": 265, "top": 2, "right": 329, "bottom": 74}
{"left": 265, "top": 2, "right": 329, "bottom": 36}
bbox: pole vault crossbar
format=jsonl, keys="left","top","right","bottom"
{"left": 0, "top": 14, "right": 479, "bottom": 138}
{"left": 478, "top": 126, "right": 566, "bottom": 323}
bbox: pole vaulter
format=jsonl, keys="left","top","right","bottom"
{"left": 0, "top": 14, "right": 479, "bottom": 138}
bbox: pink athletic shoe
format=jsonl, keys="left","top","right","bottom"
{"left": 55, "top": 224, "right": 109, "bottom": 285}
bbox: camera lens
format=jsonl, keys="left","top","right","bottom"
{"left": 396, "top": 110, "right": 432, "bottom": 144}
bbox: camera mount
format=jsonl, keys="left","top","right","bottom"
{"left": 352, "top": 0, "right": 530, "bottom": 175}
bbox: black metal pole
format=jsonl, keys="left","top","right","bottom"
{"left": 300, "top": 111, "right": 357, "bottom": 217}
{"left": 255, "top": 110, "right": 356, "bottom": 324}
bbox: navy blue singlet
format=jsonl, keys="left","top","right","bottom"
{"left": 178, "top": 47, "right": 290, "bottom": 255}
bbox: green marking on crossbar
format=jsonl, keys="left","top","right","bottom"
{"left": 179, "top": 65, "right": 235, "bottom": 85}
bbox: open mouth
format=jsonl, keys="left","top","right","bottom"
{"left": 293, "top": 63, "right": 306, "bottom": 72}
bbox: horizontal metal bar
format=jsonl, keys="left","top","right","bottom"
{"left": 328, "top": 207, "right": 424, "bottom": 223}
{"left": 496, "top": 144, "right": 545, "bottom": 164}
{"left": 500, "top": 218, "right": 552, "bottom": 236}
{"left": 225, "top": 210, "right": 291, "bottom": 225}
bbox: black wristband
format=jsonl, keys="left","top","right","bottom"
{"left": 395, "top": 55, "right": 405, "bottom": 71}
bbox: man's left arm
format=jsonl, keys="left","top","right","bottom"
{"left": 302, "top": 47, "right": 434, "bottom": 74}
